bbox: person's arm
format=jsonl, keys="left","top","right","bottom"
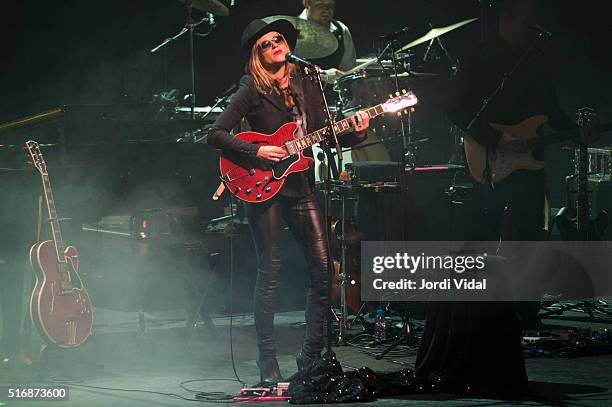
{"left": 338, "top": 21, "right": 357, "bottom": 71}
{"left": 448, "top": 50, "right": 503, "bottom": 150}
{"left": 207, "top": 76, "right": 260, "bottom": 157}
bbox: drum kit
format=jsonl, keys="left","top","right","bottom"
{"left": 317, "top": 18, "right": 478, "bottom": 341}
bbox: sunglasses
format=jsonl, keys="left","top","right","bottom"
{"left": 258, "top": 35, "right": 286, "bottom": 51}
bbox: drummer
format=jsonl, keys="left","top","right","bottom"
{"left": 298, "top": 0, "right": 356, "bottom": 81}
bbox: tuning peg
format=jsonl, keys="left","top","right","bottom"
{"left": 403, "top": 109, "right": 408, "bottom": 115}
{"left": 389, "top": 94, "right": 393, "bottom": 99}
{"left": 402, "top": 89, "right": 407, "bottom": 94}
{"left": 397, "top": 112, "right": 402, "bottom": 117}
{"left": 410, "top": 107, "right": 416, "bottom": 112}
{"left": 395, "top": 91, "right": 400, "bottom": 97}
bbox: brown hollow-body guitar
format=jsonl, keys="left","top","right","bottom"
{"left": 25, "top": 140, "right": 93, "bottom": 348}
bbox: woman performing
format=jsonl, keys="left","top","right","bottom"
{"left": 208, "top": 18, "right": 369, "bottom": 385}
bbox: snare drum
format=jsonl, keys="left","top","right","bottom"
{"left": 578, "top": 148, "right": 612, "bottom": 179}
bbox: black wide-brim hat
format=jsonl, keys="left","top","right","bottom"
{"left": 241, "top": 17, "right": 298, "bottom": 63}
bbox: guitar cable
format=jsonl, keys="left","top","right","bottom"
{"left": 226, "top": 194, "right": 247, "bottom": 387}
{"left": 184, "top": 193, "right": 248, "bottom": 401}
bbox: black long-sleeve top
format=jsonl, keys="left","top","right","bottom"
{"left": 208, "top": 73, "right": 364, "bottom": 197}
{"left": 448, "top": 35, "right": 578, "bottom": 154}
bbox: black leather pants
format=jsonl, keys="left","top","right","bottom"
{"left": 246, "top": 193, "right": 329, "bottom": 361}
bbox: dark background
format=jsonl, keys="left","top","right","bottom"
{"left": 2, "top": 0, "right": 611, "bottom": 206}
{"left": 1, "top": 0, "right": 611, "bottom": 313}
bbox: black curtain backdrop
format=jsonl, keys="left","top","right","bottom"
{"left": 2, "top": 0, "right": 611, "bottom": 207}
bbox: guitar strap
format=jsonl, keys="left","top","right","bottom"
{"left": 290, "top": 75, "right": 308, "bottom": 140}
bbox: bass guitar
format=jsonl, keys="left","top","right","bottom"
{"left": 24, "top": 140, "right": 93, "bottom": 347}
{"left": 219, "top": 91, "right": 418, "bottom": 203}
{"left": 464, "top": 115, "right": 612, "bottom": 183}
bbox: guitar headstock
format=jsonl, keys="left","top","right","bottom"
{"left": 24, "top": 140, "right": 47, "bottom": 175}
{"left": 382, "top": 89, "right": 418, "bottom": 116}
{"left": 577, "top": 107, "right": 597, "bottom": 127}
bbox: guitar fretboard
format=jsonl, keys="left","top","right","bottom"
{"left": 285, "top": 104, "right": 385, "bottom": 154}
{"left": 41, "top": 172, "right": 66, "bottom": 263}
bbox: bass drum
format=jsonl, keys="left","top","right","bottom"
{"left": 334, "top": 70, "right": 398, "bottom": 162}
{"left": 330, "top": 218, "right": 363, "bottom": 314}
{"left": 333, "top": 70, "right": 397, "bottom": 112}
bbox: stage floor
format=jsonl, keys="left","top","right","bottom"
{"left": 2, "top": 307, "right": 612, "bottom": 406}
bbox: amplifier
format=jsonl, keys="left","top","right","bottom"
{"left": 587, "top": 178, "right": 612, "bottom": 220}
{"left": 345, "top": 161, "right": 401, "bottom": 182}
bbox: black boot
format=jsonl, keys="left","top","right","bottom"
{"left": 256, "top": 357, "right": 283, "bottom": 386}
{"left": 296, "top": 349, "right": 321, "bottom": 372}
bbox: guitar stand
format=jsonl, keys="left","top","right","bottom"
{"left": 185, "top": 252, "right": 219, "bottom": 338}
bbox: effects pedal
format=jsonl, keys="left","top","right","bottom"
{"left": 233, "top": 383, "right": 290, "bottom": 402}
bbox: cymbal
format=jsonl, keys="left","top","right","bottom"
{"left": 397, "top": 18, "right": 478, "bottom": 52}
{"left": 396, "top": 71, "right": 440, "bottom": 77}
{"left": 177, "top": 0, "right": 229, "bottom": 16}
{"left": 262, "top": 15, "right": 338, "bottom": 59}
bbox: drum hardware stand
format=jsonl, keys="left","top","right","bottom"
{"left": 478, "top": 0, "right": 497, "bottom": 41}
{"left": 373, "top": 305, "right": 417, "bottom": 360}
{"left": 446, "top": 184, "right": 473, "bottom": 240}
{"left": 150, "top": 1, "right": 217, "bottom": 120}
{"left": 422, "top": 22, "right": 460, "bottom": 75}
{"left": 336, "top": 184, "right": 350, "bottom": 345}
{"left": 448, "top": 125, "right": 466, "bottom": 165}
{"left": 185, "top": 252, "right": 220, "bottom": 339}
{"left": 330, "top": 183, "right": 370, "bottom": 345}
{"left": 375, "top": 33, "right": 411, "bottom": 241}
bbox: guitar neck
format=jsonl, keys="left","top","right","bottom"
{"left": 576, "top": 145, "right": 589, "bottom": 235}
{"left": 287, "top": 104, "right": 385, "bottom": 153}
{"left": 40, "top": 172, "right": 66, "bottom": 262}
{"left": 529, "top": 122, "right": 612, "bottom": 149}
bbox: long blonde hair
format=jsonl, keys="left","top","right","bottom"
{"left": 246, "top": 41, "right": 296, "bottom": 95}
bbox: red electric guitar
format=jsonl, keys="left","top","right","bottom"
{"left": 219, "top": 91, "right": 418, "bottom": 203}
{"left": 24, "top": 140, "right": 93, "bottom": 347}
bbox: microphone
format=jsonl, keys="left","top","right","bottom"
{"left": 206, "top": 12, "right": 216, "bottom": 27}
{"left": 532, "top": 24, "right": 552, "bottom": 38}
{"left": 285, "top": 52, "right": 317, "bottom": 69}
{"left": 377, "top": 26, "right": 410, "bottom": 41}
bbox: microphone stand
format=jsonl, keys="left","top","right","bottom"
{"left": 388, "top": 37, "right": 410, "bottom": 241}
{"left": 307, "top": 66, "right": 343, "bottom": 353}
{"left": 150, "top": 1, "right": 216, "bottom": 120}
